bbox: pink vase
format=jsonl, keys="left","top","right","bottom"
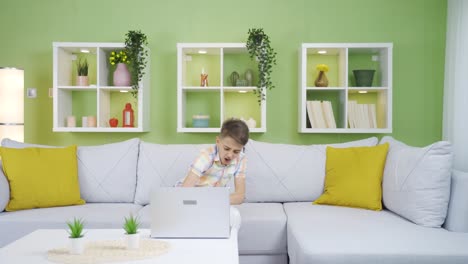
{"left": 113, "top": 63, "right": 131, "bottom": 86}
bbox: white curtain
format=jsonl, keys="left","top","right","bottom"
{"left": 443, "top": 0, "right": 468, "bottom": 172}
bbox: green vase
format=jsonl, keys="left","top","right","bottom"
{"left": 353, "top": 70, "right": 375, "bottom": 87}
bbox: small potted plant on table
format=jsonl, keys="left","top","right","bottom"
{"left": 123, "top": 214, "right": 141, "bottom": 250}
{"left": 67, "top": 217, "right": 85, "bottom": 254}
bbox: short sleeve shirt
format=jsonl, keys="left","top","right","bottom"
{"left": 177, "top": 145, "right": 246, "bottom": 187}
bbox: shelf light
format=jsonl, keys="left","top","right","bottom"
{"left": 80, "top": 49, "right": 90, "bottom": 53}
{"left": 238, "top": 90, "right": 248, "bottom": 93}
{"left": 120, "top": 90, "right": 129, "bottom": 93}
{"left": 198, "top": 50, "right": 207, "bottom": 54}
{"left": 358, "top": 90, "right": 368, "bottom": 94}
{"left": 317, "top": 50, "right": 327, "bottom": 54}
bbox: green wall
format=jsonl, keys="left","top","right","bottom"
{"left": 0, "top": 0, "right": 447, "bottom": 146}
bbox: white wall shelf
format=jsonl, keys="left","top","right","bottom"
{"left": 299, "top": 43, "right": 392, "bottom": 133}
{"left": 52, "top": 42, "right": 150, "bottom": 132}
{"left": 177, "top": 43, "right": 266, "bottom": 133}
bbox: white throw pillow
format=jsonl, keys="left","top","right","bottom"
{"left": 380, "top": 136, "right": 452, "bottom": 227}
{"left": 135, "top": 141, "right": 212, "bottom": 205}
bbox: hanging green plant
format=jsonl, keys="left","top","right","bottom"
{"left": 124, "top": 30, "right": 149, "bottom": 97}
{"left": 246, "top": 28, "right": 277, "bottom": 103}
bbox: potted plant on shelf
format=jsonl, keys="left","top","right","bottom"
{"left": 67, "top": 217, "right": 85, "bottom": 254}
{"left": 123, "top": 214, "right": 140, "bottom": 250}
{"left": 246, "top": 28, "right": 277, "bottom": 103}
{"left": 76, "top": 57, "right": 89, "bottom": 86}
{"left": 124, "top": 30, "right": 149, "bottom": 97}
{"left": 109, "top": 50, "right": 131, "bottom": 87}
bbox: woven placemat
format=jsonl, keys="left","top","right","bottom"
{"left": 47, "top": 239, "right": 170, "bottom": 264}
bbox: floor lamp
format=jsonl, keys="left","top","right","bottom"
{"left": 0, "top": 67, "right": 24, "bottom": 143}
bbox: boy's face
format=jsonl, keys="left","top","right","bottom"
{"left": 216, "top": 136, "right": 244, "bottom": 165}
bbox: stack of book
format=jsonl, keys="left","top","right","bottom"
{"left": 306, "top": 100, "right": 336, "bottom": 129}
{"left": 347, "top": 100, "right": 377, "bottom": 129}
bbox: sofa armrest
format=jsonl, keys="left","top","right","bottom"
{"left": 0, "top": 161, "right": 10, "bottom": 212}
{"left": 444, "top": 170, "right": 468, "bottom": 232}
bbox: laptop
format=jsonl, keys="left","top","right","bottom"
{"left": 150, "top": 187, "right": 230, "bottom": 239}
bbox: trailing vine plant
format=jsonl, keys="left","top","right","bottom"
{"left": 124, "top": 30, "right": 149, "bottom": 97}
{"left": 246, "top": 28, "right": 277, "bottom": 103}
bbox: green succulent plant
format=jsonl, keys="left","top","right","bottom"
{"left": 76, "top": 58, "right": 88, "bottom": 76}
{"left": 123, "top": 214, "right": 140, "bottom": 235}
{"left": 67, "top": 218, "right": 85, "bottom": 238}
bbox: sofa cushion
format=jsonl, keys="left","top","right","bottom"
{"left": 380, "top": 136, "right": 452, "bottom": 228}
{"left": 135, "top": 141, "right": 211, "bottom": 205}
{"left": 284, "top": 202, "right": 468, "bottom": 264}
{"left": 77, "top": 138, "right": 140, "bottom": 203}
{"left": 244, "top": 137, "right": 378, "bottom": 202}
{"left": 314, "top": 143, "right": 389, "bottom": 210}
{"left": 234, "top": 203, "right": 287, "bottom": 255}
{"left": 1, "top": 138, "right": 140, "bottom": 203}
{"left": 0, "top": 146, "right": 85, "bottom": 211}
{"left": 0, "top": 203, "right": 143, "bottom": 248}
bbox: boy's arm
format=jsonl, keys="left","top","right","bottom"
{"left": 230, "top": 177, "right": 245, "bottom": 205}
{"left": 182, "top": 171, "right": 200, "bottom": 187}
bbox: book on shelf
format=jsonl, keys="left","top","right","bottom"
{"left": 306, "top": 100, "right": 336, "bottom": 129}
{"left": 347, "top": 101, "right": 377, "bottom": 129}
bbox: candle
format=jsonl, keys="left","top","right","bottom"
{"left": 66, "top": 116, "right": 76, "bottom": 127}
{"left": 88, "top": 116, "right": 97, "bottom": 127}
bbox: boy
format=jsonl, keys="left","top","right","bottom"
{"left": 177, "top": 118, "right": 249, "bottom": 205}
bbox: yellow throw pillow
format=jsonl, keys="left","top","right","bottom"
{"left": 0, "top": 146, "right": 85, "bottom": 211}
{"left": 314, "top": 143, "right": 389, "bottom": 210}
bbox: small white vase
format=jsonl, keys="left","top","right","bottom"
{"left": 113, "top": 63, "right": 131, "bottom": 86}
{"left": 126, "top": 233, "right": 140, "bottom": 250}
{"left": 69, "top": 237, "right": 85, "bottom": 254}
{"left": 76, "top": 76, "right": 89, "bottom": 86}
{"left": 246, "top": 117, "right": 257, "bottom": 128}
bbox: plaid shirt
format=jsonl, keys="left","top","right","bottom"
{"left": 176, "top": 145, "right": 246, "bottom": 187}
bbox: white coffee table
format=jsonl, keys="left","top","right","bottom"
{"left": 0, "top": 228, "right": 239, "bottom": 264}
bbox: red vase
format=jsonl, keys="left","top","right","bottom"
{"left": 113, "top": 63, "right": 131, "bottom": 86}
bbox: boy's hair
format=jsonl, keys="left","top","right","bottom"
{"left": 220, "top": 118, "right": 249, "bottom": 146}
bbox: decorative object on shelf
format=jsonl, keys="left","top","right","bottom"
{"left": 246, "top": 28, "right": 277, "bottom": 102}
{"left": 200, "top": 68, "right": 208, "bottom": 87}
{"left": 82, "top": 116, "right": 88, "bottom": 128}
{"left": 67, "top": 217, "right": 85, "bottom": 255}
{"left": 125, "top": 30, "right": 149, "bottom": 97}
{"left": 229, "top": 71, "right": 240, "bottom": 86}
{"left": 123, "top": 214, "right": 141, "bottom": 250}
{"left": 353, "top": 69, "right": 375, "bottom": 87}
{"left": 246, "top": 117, "right": 257, "bottom": 128}
{"left": 66, "top": 116, "right": 76, "bottom": 127}
{"left": 244, "top": 69, "right": 254, "bottom": 86}
{"left": 236, "top": 79, "right": 247, "bottom": 86}
{"left": 113, "top": 63, "right": 131, "bottom": 86}
{"left": 109, "top": 117, "right": 118, "bottom": 127}
{"left": 87, "top": 116, "right": 97, "bottom": 127}
{"left": 122, "top": 103, "right": 135, "bottom": 127}
{"left": 109, "top": 50, "right": 131, "bottom": 86}
{"left": 314, "top": 64, "right": 329, "bottom": 87}
{"left": 192, "top": 114, "right": 210, "bottom": 128}
{"left": 76, "top": 57, "right": 89, "bottom": 86}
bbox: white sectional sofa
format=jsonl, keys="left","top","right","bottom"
{"left": 1, "top": 137, "right": 468, "bottom": 264}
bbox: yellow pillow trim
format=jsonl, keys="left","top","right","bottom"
{"left": 314, "top": 143, "right": 389, "bottom": 211}
{"left": 0, "top": 146, "right": 85, "bottom": 211}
